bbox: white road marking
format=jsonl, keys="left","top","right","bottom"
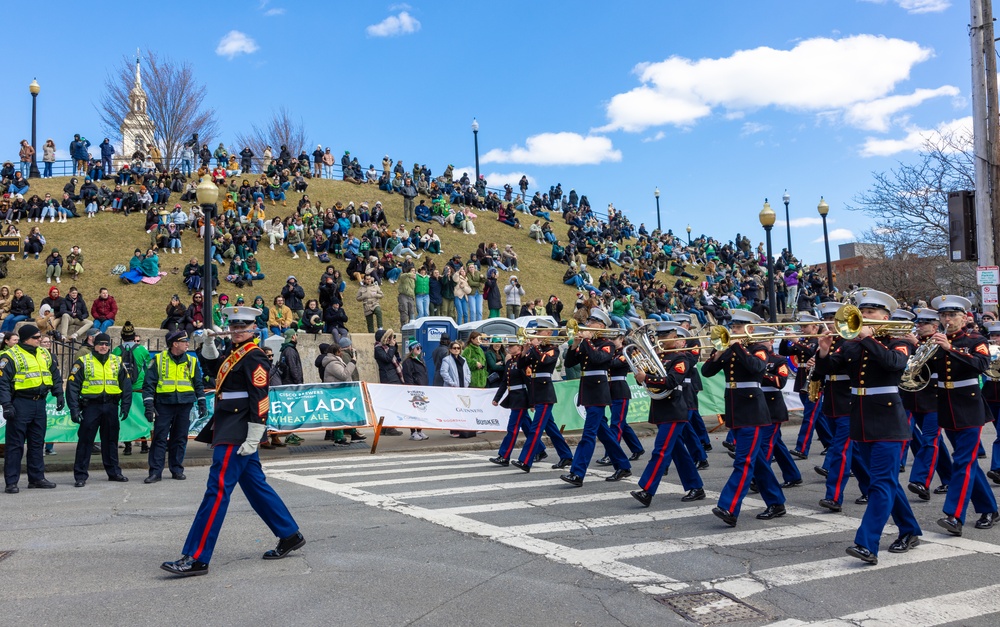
{"left": 434, "top": 491, "right": 635, "bottom": 515}
{"left": 304, "top": 462, "right": 492, "bottom": 480}
{"left": 263, "top": 452, "right": 482, "bottom": 471}
{"left": 506, "top": 505, "right": 718, "bottom": 535}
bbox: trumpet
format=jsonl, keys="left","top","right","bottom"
{"left": 516, "top": 327, "right": 575, "bottom": 345}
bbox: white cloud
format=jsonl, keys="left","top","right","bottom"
{"left": 596, "top": 35, "right": 933, "bottom": 133}
{"left": 388, "top": 3, "right": 411, "bottom": 10}
{"left": 776, "top": 217, "right": 827, "bottom": 228}
{"left": 860, "top": 116, "right": 972, "bottom": 157}
{"left": 844, "top": 86, "right": 960, "bottom": 131}
{"left": 641, "top": 131, "right": 666, "bottom": 143}
{"left": 264, "top": 7, "right": 285, "bottom": 16}
{"left": 813, "top": 228, "right": 856, "bottom": 243}
{"left": 860, "top": 0, "right": 951, "bottom": 14}
{"left": 481, "top": 132, "right": 622, "bottom": 166}
{"left": 450, "top": 167, "right": 536, "bottom": 194}
{"left": 740, "top": 122, "right": 770, "bottom": 136}
{"left": 366, "top": 11, "right": 421, "bottom": 37}
{"left": 216, "top": 31, "right": 259, "bottom": 59}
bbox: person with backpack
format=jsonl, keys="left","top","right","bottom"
{"left": 112, "top": 322, "right": 151, "bottom": 456}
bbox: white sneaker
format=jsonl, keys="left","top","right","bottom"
{"left": 269, "top": 244, "right": 275, "bottom": 250}
{"left": 46, "top": 278, "right": 51, "bottom": 284}
{"left": 418, "top": 432, "right": 429, "bottom": 440}
{"left": 178, "top": 249, "right": 182, "bottom": 254}
{"left": 49, "top": 217, "right": 54, "bottom": 223}
{"left": 409, "top": 433, "right": 421, "bottom": 441}
{"left": 55, "top": 278, "right": 60, "bottom": 283}
{"left": 292, "top": 254, "right": 299, "bottom": 259}
{"left": 306, "top": 253, "right": 311, "bottom": 260}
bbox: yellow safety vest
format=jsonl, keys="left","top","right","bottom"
{"left": 80, "top": 354, "right": 123, "bottom": 396}
{"left": 10, "top": 344, "right": 54, "bottom": 391}
{"left": 154, "top": 352, "right": 196, "bottom": 394}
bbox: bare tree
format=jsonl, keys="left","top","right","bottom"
{"left": 98, "top": 52, "right": 219, "bottom": 166}
{"left": 234, "top": 107, "right": 308, "bottom": 163}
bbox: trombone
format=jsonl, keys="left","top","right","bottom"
{"left": 516, "top": 326, "right": 575, "bottom": 345}
{"left": 479, "top": 334, "right": 524, "bottom": 346}
{"left": 565, "top": 318, "right": 630, "bottom": 339}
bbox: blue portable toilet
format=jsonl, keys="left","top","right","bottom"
{"left": 401, "top": 316, "right": 458, "bottom": 383}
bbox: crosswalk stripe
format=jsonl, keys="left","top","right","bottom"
{"left": 506, "top": 505, "right": 718, "bottom": 535}
{"left": 340, "top": 468, "right": 524, "bottom": 487}
{"left": 434, "top": 491, "right": 634, "bottom": 515}
{"left": 383, "top": 477, "right": 561, "bottom": 499}
{"left": 262, "top": 452, "right": 465, "bottom": 467}
{"left": 304, "top": 462, "right": 491, "bottom": 480}
{"left": 263, "top": 453, "right": 481, "bottom": 472}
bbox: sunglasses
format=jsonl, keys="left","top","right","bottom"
{"left": 31, "top": 335, "right": 41, "bottom": 340}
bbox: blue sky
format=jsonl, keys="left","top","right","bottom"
{"left": 0, "top": 0, "right": 971, "bottom": 265}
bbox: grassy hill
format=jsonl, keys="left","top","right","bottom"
{"left": 5, "top": 175, "right": 703, "bottom": 333}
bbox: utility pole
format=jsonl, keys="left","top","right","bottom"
{"left": 970, "top": 0, "right": 997, "bottom": 268}
{"left": 984, "top": 0, "right": 1000, "bottom": 266}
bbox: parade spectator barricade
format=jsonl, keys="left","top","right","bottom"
{"left": 456, "top": 318, "right": 519, "bottom": 343}
{"left": 401, "top": 317, "right": 458, "bottom": 384}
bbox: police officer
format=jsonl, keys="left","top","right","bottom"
{"left": 559, "top": 308, "right": 631, "bottom": 486}
{"left": 0, "top": 324, "right": 65, "bottom": 493}
{"left": 489, "top": 342, "right": 538, "bottom": 466}
{"left": 701, "top": 310, "right": 785, "bottom": 525}
{"left": 983, "top": 322, "right": 1000, "bottom": 485}
{"left": 817, "top": 290, "right": 922, "bottom": 564}
{"left": 903, "top": 308, "right": 952, "bottom": 500}
{"left": 512, "top": 323, "right": 574, "bottom": 472}
{"left": 630, "top": 323, "right": 705, "bottom": 507}
{"left": 756, "top": 327, "right": 802, "bottom": 489}
{"left": 161, "top": 306, "right": 303, "bottom": 577}
{"left": 928, "top": 295, "right": 999, "bottom": 535}
{"left": 778, "top": 312, "right": 830, "bottom": 458}
{"left": 143, "top": 329, "right": 206, "bottom": 483}
{"left": 596, "top": 333, "right": 644, "bottom": 466}
{"left": 66, "top": 332, "right": 132, "bottom": 487}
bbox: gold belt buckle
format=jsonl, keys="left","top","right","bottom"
{"left": 944, "top": 382, "right": 955, "bottom": 390}
{"left": 728, "top": 382, "right": 737, "bottom": 389}
{"left": 855, "top": 388, "right": 866, "bottom": 396}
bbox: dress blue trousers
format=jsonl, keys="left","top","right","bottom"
{"left": 823, "top": 416, "right": 871, "bottom": 503}
{"left": 603, "top": 398, "right": 643, "bottom": 458}
{"left": 518, "top": 404, "right": 570, "bottom": 466}
{"left": 570, "top": 405, "right": 630, "bottom": 479}
{"left": 497, "top": 408, "right": 543, "bottom": 460}
{"left": 988, "top": 402, "right": 1000, "bottom": 473}
{"left": 638, "top": 421, "right": 702, "bottom": 497}
{"left": 854, "top": 441, "right": 921, "bottom": 556}
{"left": 908, "top": 411, "right": 953, "bottom": 488}
{"left": 688, "top": 408, "right": 711, "bottom": 447}
{"left": 718, "top": 425, "right": 784, "bottom": 518}
{"left": 766, "top": 423, "right": 802, "bottom": 484}
{"left": 942, "top": 427, "right": 997, "bottom": 524}
{"left": 796, "top": 392, "right": 832, "bottom": 455}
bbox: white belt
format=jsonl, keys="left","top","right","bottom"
{"left": 508, "top": 384, "right": 526, "bottom": 391}
{"left": 852, "top": 386, "right": 898, "bottom": 396}
{"left": 727, "top": 382, "right": 760, "bottom": 389}
{"left": 937, "top": 379, "right": 980, "bottom": 390}
{"left": 761, "top": 386, "right": 781, "bottom": 392}
{"left": 582, "top": 370, "right": 606, "bottom": 377}
{"left": 217, "top": 391, "right": 248, "bottom": 400}
{"left": 683, "top": 378, "right": 692, "bottom": 383}
{"left": 610, "top": 376, "right": 627, "bottom": 381}
{"left": 532, "top": 372, "right": 552, "bottom": 378}
{"left": 827, "top": 375, "right": 849, "bottom": 382}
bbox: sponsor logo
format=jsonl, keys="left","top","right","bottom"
{"left": 458, "top": 395, "right": 471, "bottom": 408}
{"left": 409, "top": 391, "right": 430, "bottom": 412}
{"left": 476, "top": 417, "right": 501, "bottom": 426}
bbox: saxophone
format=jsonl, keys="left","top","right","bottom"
{"left": 807, "top": 362, "right": 822, "bottom": 403}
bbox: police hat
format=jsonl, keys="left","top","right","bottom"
{"left": 165, "top": 330, "right": 188, "bottom": 345}
{"left": 854, "top": 289, "right": 898, "bottom": 313}
{"left": 931, "top": 294, "right": 972, "bottom": 314}
{"left": 890, "top": 309, "right": 916, "bottom": 322}
{"left": 587, "top": 308, "right": 613, "bottom": 327}
{"left": 913, "top": 308, "right": 940, "bottom": 323}
{"left": 729, "top": 310, "right": 764, "bottom": 325}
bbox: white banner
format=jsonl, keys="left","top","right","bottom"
{"left": 783, "top": 379, "right": 804, "bottom": 411}
{"left": 366, "top": 384, "right": 509, "bottom": 431}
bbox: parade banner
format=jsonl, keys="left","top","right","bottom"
{"left": 367, "top": 383, "right": 508, "bottom": 431}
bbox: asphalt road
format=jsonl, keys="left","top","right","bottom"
{"left": 2, "top": 428, "right": 999, "bottom": 627}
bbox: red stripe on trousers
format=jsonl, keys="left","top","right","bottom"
{"left": 503, "top": 409, "right": 525, "bottom": 458}
{"left": 642, "top": 423, "right": 677, "bottom": 491}
{"left": 728, "top": 427, "right": 760, "bottom": 513}
{"left": 953, "top": 427, "right": 983, "bottom": 519}
{"left": 924, "top": 421, "right": 939, "bottom": 489}
{"left": 833, "top": 435, "right": 851, "bottom": 502}
{"left": 615, "top": 400, "right": 627, "bottom": 441}
{"left": 192, "top": 445, "right": 234, "bottom": 560}
{"left": 803, "top": 399, "right": 820, "bottom": 447}
{"left": 524, "top": 405, "right": 549, "bottom": 466}
{"left": 767, "top": 424, "right": 779, "bottom": 459}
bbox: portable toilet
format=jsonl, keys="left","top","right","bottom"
{"left": 513, "top": 315, "right": 559, "bottom": 329}
{"left": 457, "top": 318, "right": 519, "bottom": 343}
{"left": 401, "top": 316, "right": 458, "bottom": 383}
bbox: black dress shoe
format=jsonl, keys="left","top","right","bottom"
{"left": 814, "top": 465, "right": 829, "bottom": 477}
{"left": 628, "top": 450, "right": 645, "bottom": 461}
{"left": 681, "top": 488, "right": 706, "bottom": 502}
{"left": 28, "top": 479, "right": 56, "bottom": 489}
{"left": 605, "top": 469, "right": 632, "bottom": 482}
{"left": 551, "top": 458, "right": 573, "bottom": 470}
{"left": 74, "top": 480, "right": 86, "bottom": 488}
{"left": 703, "top": 443, "right": 713, "bottom": 452}
{"left": 488, "top": 456, "right": 509, "bottom": 466}
{"left": 819, "top": 498, "right": 842, "bottom": 512}
{"left": 722, "top": 440, "right": 736, "bottom": 452}
{"left": 594, "top": 456, "right": 613, "bottom": 466}
{"left": 790, "top": 449, "right": 808, "bottom": 460}
{"left": 937, "top": 516, "right": 963, "bottom": 536}
{"left": 510, "top": 460, "right": 530, "bottom": 473}
{"left": 979, "top": 450, "right": 988, "bottom": 459}
{"left": 933, "top": 484, "right": 949, "bottom": 494}
{"left": 160, "top": 555, "right": 209, "bottom": 577}
{"left": 988, "top": 470, "right": 1000, "bottom": 484}
{"left": 821, "top": 447, "right": 829, "bottom": 456}
{"left": 560, "top": 473, "right": 583, "bottom": 487}
{"left": 263, "top": 531, "right": 305, "bottom": 560}
{"left": 108, "top": 475, "right": 129, "bottom": 482}
{"left": 907, "top": 482, "right": 930, "bottom": 501}
{"left": 630, "top": 490, "right": 652, "bottom": 507}
{"left": 975, "top": 512, "right": 1000, "bottom": 529}
{"left": 855, "top": 495, "right": 868, "bottom": 505}
{"left": 696, "top": 460, "right": 710, "bottom": 470}
{"left": 756, "top": 504, "right": 786, "bottom": 520}
{"left": 780, "top": 479, "right": 803, "bottom": 489}
{"left": 845, "top": 544, "right": 878, "bottom": 565}
{"left": 534, "top": 451, "right": 548, "bottom": 462}
{"left": 4, "top": 485, "right": 18, "bottom": 494}
{"left": 888, "top": 533, "right": 921, "bottom": 553}
{"left": 123, "top": 442, "right": 132, "bottom": 456}
{"left": 749, "top": 480, "right": 759, "bottom": 494}
{"left": 171, "top": 473, "right": 186, "bottom": 480}
{"left": 899, "top": 464, "right": 906, "bottom": 474}
{"left": 727, "top": 451, "right": 737, "bottom": 460}
{"left": 144, "top": 475, "right": 161, "bottom": 484}
{"left": 712, "top": 507, "right": 738, "bottom": 527}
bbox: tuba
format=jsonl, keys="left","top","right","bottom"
{"left": 899, "top": 341, "right": 937, "bottom": 392}
{"left": 986, "top": 345, "right": 1000, "bottom": 380}
{"left": 621, "top": 323, "right": 674, "bottom": 400}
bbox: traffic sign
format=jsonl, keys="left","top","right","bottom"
{"left": 983, "top": 285, "right": 999, "bottom": 306}
{"left": 978, "top": 266, "right": 1000, "bottom": 286}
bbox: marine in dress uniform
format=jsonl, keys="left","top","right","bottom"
{"left": 778, "top": 313, "right": 831, "bottom": 458}
{"left": 630, "top": 324, "right": 705, "bottom": 507}
{"left": 674, "top": 313, "right": 712, "bottom": 452}
{"left": 512, "top": 323, "right": 574, "bottom": 472}
{"left": 596, "top": 335, "right": 644, "bottom": 466}
{"left": 701, "top": 310, "right": 786, "bottom": 525}
{"left": 559, "top": 308, "right": 631, "bottom": 486}
{"left": 756, "top": 328, "right": 802, "bottom": 488}
{"left": 0, "top": 324, "right": 65, "bottom": 493}
{"left": 927, "top": 295, "right": 999, "bottom": 535}
{"left": 489, "top": 342, "right": 539, "bottom": 465}
{"left": 65, "top": 332, "right": 133, "bottom": 487}
{"left": 983, "top": 323, "right": 1000, "bottom": 485}
{"left": 161, "top": 307, "right": 303, "bottom": 577}
{"left": 817, "top": 290, "right": 922, "bottom": 565}
{"left": 903, "top": 308, "right": 952, "bottom": 500}
{"left": 891, "top": 308, "right": 917, "bottom": 472}
{"left": 142, "top": 330, "right": 207, "bottom": 483}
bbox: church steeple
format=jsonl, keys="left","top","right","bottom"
{"left": 122, "top": 48, "right": 154, "bottom": 156}
{"left": 134, "top": 48, "right": 141, "bottom": 89}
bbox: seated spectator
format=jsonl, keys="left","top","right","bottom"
{"left": 90, "top": 287, "right": 117, "bottom": 333}
{"left": 269, "top": 295, "right": 295, "bottom": 335}
{"left": 44, "top": 247, "right": 63, "bottom": 284}
{"left": 23, "top": 226, "right": 45, "bottom": 260}
{"left": 162, "top": 294, "right": 187, "bottom": 331}
{"left": 0, "top": 287, "right": 33, "bottom": 333}
{"left": 58, "top": 286, "right": 92, "bottom": 340}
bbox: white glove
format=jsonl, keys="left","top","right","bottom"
{"left": 238, "top": 422, "right": 268, "bottom": 456}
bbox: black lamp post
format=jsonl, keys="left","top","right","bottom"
{"left": 196, "top": 178, "right": 219, "bottom": 305}
{"left": 760, "top": 199, "right": 777, "bottom": 322}
{"left": 818, "top": 196, "right": 834, "bottom": 294}
{"left": 686, "top": 224, "right": 692, "bottom": 246}
{"left": 654, "top": 187, "right": 661, "bottom": 233}
{"left": 471, "top": 118, "right": 480, "bottom": 183}
{"left": 28, "top": 79, "right": 40, "bottom": 179}
{"left": 782, "top": 189, "right": 791, "bottom": 258}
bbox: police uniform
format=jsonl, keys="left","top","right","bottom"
{"left": 757, "top": 330, "right": 802, "bottom": 487}
{"left": 928, "top": 295, "right": 998, "bottom": 534}
{"left": 65, "top": 334, "right": 133, "bottom": 486}
{"left": 778, "top": 312, "right": 830, "bottom": 456}
{"left": 596, "top": 346, "right": 644, "bottom": 464}
{"left": 513, "top": 334, "right": 573, "bottom": 471}
{"left": 142, "top": 331, "right": 206, "bottom": 482}
{"left": 902, "top": 308, "right": 952, "bottom": 499}
{"left": 560, "top": 309, "right": 631, "bottom": 485}
{"left": 701, "top": 310, "right": 785, "bottom": 525}
{"left": 162, "top": 307, "right": 302, "bottom": 577}
{"left": 0, "top": 324, "right": 65, "bottom": 492}
{"left": 490, "top": 349, "right": 538, "bottom": 465}
{"left": 983, "top": 323, "right": 1000, "bottom": 484}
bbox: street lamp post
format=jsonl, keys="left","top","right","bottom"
{"left": 654, "top": 187, "right": 661, "bottom": 233}
{"left": 471, "top": 118, "right": 480, "bottom": 184}
{"left": 817, "top": 196, "right": 834, "bottom": 294}
{"left": 759, "top": 199, "right": 777, "bottom": 322}
{"left": 28, "top": 79, "right": 40, "bottom": 179}
{"left": 782, "top": 189, "right": 791, "bottom": 258}
{"left": 686, "top": 224, "right": 692, "bottom": 246}
{"left": 196, "top": 178, "right": 219, "bottom": 306}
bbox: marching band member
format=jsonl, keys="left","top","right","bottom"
{"left": 596, "top": 333, "right": 644, "bottom": 466}
{"left": 927, "top": 295, "right": 999, "bottom": 535}
{"left": 903, "top": 308, "right": 952, "bottom": 501}
{"left": 559, "top": 308, "right": 631, "bottom": 486}
{"left": 756, "top": 327, "right": 802, "bottom": 489}
{"left": 701, "top": 310, "right": 786, "bottom": 526}
{"left": 891, "top": 308, "right": 917, "bottom": 473}
{"left": 490, "top": 342, "right": 538, "bottom": 466}
{"left": 778, "top": 313, "right": 831, "bottom": 458}
{"left": 630, "top": 323, "right": 705, "bottom": 507}
{"left": 673, "top": 313, "right": 713, "bottom": 452}
{"left": 816, "top": 290, "right": 921, "bottom": 565}
{"left": 983, "top": 322, "right": 1000, "bottom": 485}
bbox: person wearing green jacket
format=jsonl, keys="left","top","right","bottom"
{"left": 466, "top": 262, "right": 484, "bottom": 322}
{"left": 484, "top": 342, "right": 505, "bottom": 388}
{"left": 415, "top": 267, "right": 430, "bottom": 319}
{"left": 610, "top": 295, "right": 630, "bottom": 330}
{"left": 112, "top": 321, "right": 152, "bottom": 456}
{"left": 462, "top": 332, "right": 488, "bottom": 388}
{"left": 397, "top": 267, "right": 416, "bottom": 324}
